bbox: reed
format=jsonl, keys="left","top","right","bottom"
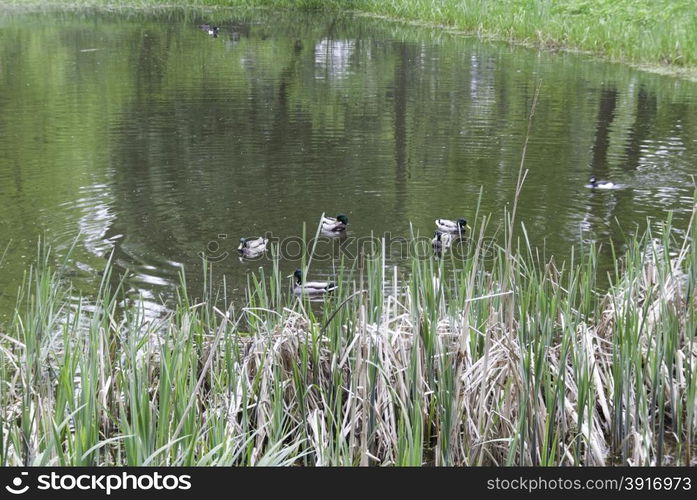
{"left": 1, "top": 194, "right": 695, "bottom": 465}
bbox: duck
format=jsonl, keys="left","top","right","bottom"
{"left": 321, "top": 214, "right": 349, "bottom": 233}
{"left": 435, "top": 217, "right": 467, "bottom": 234}
{"left": 199, "top": 24, "right": 220, "bottom": 37}
{"left": 432, "top": 230, "right": 453, "bottom": 252}
{"left": 588, "top": 176, "right": 615, "bottom": 189}
{"left": 237, "top": 236, "right": 268, "bottom": 258}
{"left": 289, "top": 269, "right": 336, "bottom": 296}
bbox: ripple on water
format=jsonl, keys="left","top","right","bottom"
{"left": 1, "top": 11, "right": 697, "bottom": 316}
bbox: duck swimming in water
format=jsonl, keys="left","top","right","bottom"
{"left": 321, "top": 214, "right": 349, "bottom": 233}
{"left": 435, "top": 217, "right": 467, "bottom": 234}
{"left": 588, "top": 176, "right": 615, "bottom": 189}
{"left": 237, "top": 236, "right": 268, "bottom": 258}
{"left": 431, "top": 230, "right": 453, "bottom": 253}
{"left": 199, "top": 24, "right": 220, "bottom": 37}
{"left": 289, "top": 269, "right": 337, "bottom": 296}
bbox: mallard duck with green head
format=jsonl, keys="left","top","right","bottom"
{"left": 289, "top": 269, "right": 336, "bottom": 296}
{"left": 238, "top": 236, "right": 268, "bottom": 258}
{"left": 435, "top": 217, "right": 467, "bottom": 234}
{"left": 321, "top": 214, "right": 349, "bottom": 233}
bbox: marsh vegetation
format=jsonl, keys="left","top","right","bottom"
{"left": 1, "top": 196, "right": 696, "bottom": 465}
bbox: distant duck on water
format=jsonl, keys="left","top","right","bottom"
{"left": 588, "top": 176, "right": 616, "bottom": 189}
{"left": 199, "top": 24, "right": 220, "bottom": 37}
{"left": 435, "top": 217, "right": 467, "bottom": 234}
{"left": 321, "top": 214, "right": 349, "bottom": 233}
{"left": 432, "top": 230, "right": 453, "bottom": 252}
{"left": 237, "top": 236, "right": 268, "bottom": 258}
{"left": 289, "top": 269, "right": 337, "bottom": 296}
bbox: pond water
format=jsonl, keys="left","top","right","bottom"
{"left": 1, "top": 8, "right": 697, "bottom": 317}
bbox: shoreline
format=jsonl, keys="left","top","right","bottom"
{"left": 1, "top": 1, "right": 696, "bottom": 82}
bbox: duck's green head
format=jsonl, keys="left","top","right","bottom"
{"left": 239, "top": 237, "right": 247, "bottom": 244}
{"left": 336, "top": 214, "right": 349, "bottom": 225}
{"left": 293, "top": 269, "right": 303, "bottom": 283}
{"left": 457, "top": 218, "right": 467, "bottom": 228}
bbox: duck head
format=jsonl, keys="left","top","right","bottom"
{"left": 457, "top": 218, "right": 467, "bottom": 229}
{"left": 336, "top": 214, "right": 349, "bottom": 225}
{"left": 589, "top": 176, "right": 597, "bottom": 186}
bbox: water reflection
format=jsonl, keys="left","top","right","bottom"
{"left": 314, "top": 38, "right": 355, "bottom": 80}
{"left": 0, "top": 10, "right": 696, "bottom": 316}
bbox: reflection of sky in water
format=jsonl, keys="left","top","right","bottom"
{"left": 314, "top": 39, "right": 355, "bottom": 80}
{"left": 469, "top": 55, "right": 496, "bottom": 106}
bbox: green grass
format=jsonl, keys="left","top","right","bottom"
{"left": 2, "top": 0, "right": 696, "bottom": 70}
{"left": 351, "top": 0, "right": 697, "bottom": 68}
{"left": 1, "top": 193, "right": 695, "bottom": 465}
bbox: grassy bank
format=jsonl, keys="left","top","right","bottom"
{"left": 2, "top": 0, "right": 697, "bottom": 72}
{"left": 353, "top": 0, "right": 697, "bottom": 68}
{"left": 1, "top": 198, "right": 696, "bottom": 466}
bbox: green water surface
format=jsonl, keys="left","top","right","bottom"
{"left": 1, "top": 8, "right": 696, "bottom": 316}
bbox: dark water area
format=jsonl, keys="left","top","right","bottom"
{"left": 1, "top": 8, "right": 697, "bottom": 318}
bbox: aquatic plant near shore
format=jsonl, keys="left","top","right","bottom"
{"left": 0, "top": 199, "right": 695, "bottom": 465}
